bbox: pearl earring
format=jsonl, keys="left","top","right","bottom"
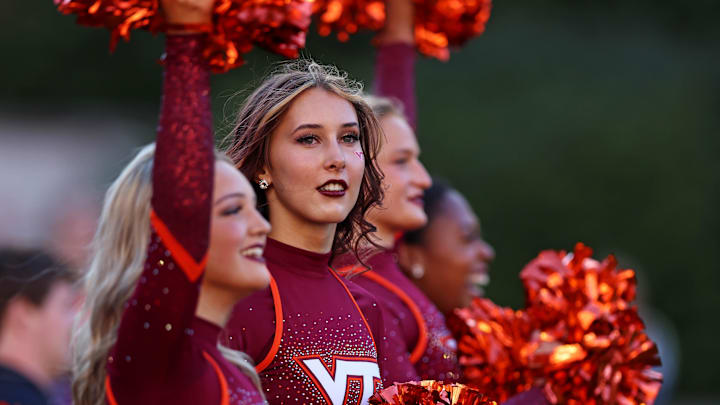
{"left": 258, "top": 179, "right": 269, "bottom": 190}
{"left": 411, "top": 263, "right": 425, "bottom": 279}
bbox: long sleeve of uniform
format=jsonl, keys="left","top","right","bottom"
{"left": 374, "top": 43, "right": 417, "bottom": 129}
{"left": 107, "top": 33, "right": 213, "bottom": 393}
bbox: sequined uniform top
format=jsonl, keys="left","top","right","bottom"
{"left": 104, "top": 34, "right": 263, "bottom": 405}
{"left": 222, "top": 238, "right": 386, "bottom": 404}
{"left": 344, "top": 249, "right": 461, "bottom": 382}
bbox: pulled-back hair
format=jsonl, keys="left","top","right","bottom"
{"left": 224, "top": 60, "right": 385, "bottom": 262}
{"left": 363, "top": 94, "right": 406, "bottom": 121}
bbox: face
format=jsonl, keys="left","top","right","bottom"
{"left": 368, "top": 114, "right": 431, "bottom": 235}
{"left": 262, "top": 88, "right": 365, "bottom": 228}
{"left": 205, "top": 161, "right": 271, "bottom": 298}
{"left": 34, "top": 282, "right": 81, "bottom": 378}
{"left": 413, "top": 191, "right": 495, "bottom": 313}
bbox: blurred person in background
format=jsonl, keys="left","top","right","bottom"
{"left": 0, "top": 249, "right": 78, "bottom": 405}
{"left": 332, "top": 0, "right": 461, "bottom": 383}
{"left": 397, "top": 179, "right": 495, "bottom": 314}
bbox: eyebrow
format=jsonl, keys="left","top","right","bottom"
{"left": 291, "top": 122, "right": 358, "bottom": 135}
{"left": 214, "top": 192, "right": 246, "bottom": 205}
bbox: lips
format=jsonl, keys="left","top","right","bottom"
{"left": 468, "top": 271, "right": 490, "bottom": 297}
{"left": 408, "top": 195, "right": 424, "bottom": 207}
{"left": 240, "top": 244, "right": 265, "bottom": 263}
{"left": 317, "top": 179, "right": 348, "bottom": 197}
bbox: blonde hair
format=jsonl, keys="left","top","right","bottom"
{"left": 72, "top": 144, "right": 262, "bottom": 405}
{"left": 363, "top": 94, "right": 406, "bottom": 120}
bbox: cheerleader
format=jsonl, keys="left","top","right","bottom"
{"left": 71, "top": 1, "right": 269, "bottom": 404}
{"left": 220, "top": 61, "right": 389, "bottom": 404}
{"left": 333, "top": 0, "right": 460, "bottom": 383}
{"left": 397, "top": 179, "right": 495, "bottom": 314}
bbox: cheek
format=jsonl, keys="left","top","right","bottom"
{"left": 210, "top": 220, "right": 246, "bottom": 258}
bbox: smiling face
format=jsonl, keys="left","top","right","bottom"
{"left": 415, "top": 190, "right": 495, "bottom": 313}
{"left": 368, "top": 114, "right": 431, "bottom": 239}
{"left": 261, "top": 88, "right": 366, "bottom": 237}
{"left": 204, "top": 161, "right": 271, "bottom": 298}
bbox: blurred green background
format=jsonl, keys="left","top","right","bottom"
{"left": 2, "top": 0, "right": 718, "bottom": 402}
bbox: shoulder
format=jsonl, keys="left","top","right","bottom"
{"left": 0, "top": 365, "right": 48, "bottom": 405}
{"left": 221, "top": 286, "right": 277, "bottom": 363}
{"left": 343, "top": 278, "right": 383, "bottom": 319}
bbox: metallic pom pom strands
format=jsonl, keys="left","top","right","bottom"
{"left": 54, "top": 0, "right": 312, "bottom": 72}
{"left": 370, "top": 380, "right": 497, "bottom": 405}
{"left": 311, "top": 0, "right": 492, "bottom": 60}
{"left": 449, "top": 243, "right": 663, "bottom": 404}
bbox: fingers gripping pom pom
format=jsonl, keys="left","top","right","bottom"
{"left": 369, "top": 381, "right": 497, "bottom": 405}
{"left": 55, "top": 0, "right": 312, "bottom": 72}
{"left": 449, "top": 243, "right": 663, "bottom": 404}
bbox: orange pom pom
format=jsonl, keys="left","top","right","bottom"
{"left": 55, "top": 0, "right": 312, "bottom": 72}
{"left": 450, "top": 243, "right": 663, "bottom": 404}
{"left": 370, "top": 381, "right": 497, "bottom": 405}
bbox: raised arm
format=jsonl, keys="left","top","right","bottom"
{"left": 107, "top": 1, "right": 215, "bottom": 391}
{"left": 373, "top": 0, "right": 417, "bottom": 129}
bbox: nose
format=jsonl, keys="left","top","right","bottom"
{"left": 324, "top": 142, "right": 346, "bottom": 172}
{"left": 412, "top": 159, "right": 432, "bottom": 190}
{"left": 249, "top": 208, "right": 271, "bottom": 236}
{"left": 477, "top": 240, "right": 495, "bottom": 262}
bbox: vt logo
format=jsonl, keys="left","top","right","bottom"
{"left": 295, "top": 355, "right": 382, "bottom": 405}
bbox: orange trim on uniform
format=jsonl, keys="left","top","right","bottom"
{"left": 150, "top": 209, "right": 208, "bottom": 283}
{"left": 255, "top": 276, "right": 283, "bottom": 373}
{"left": 329, "top": 268, "right": 379, "bottom": 355}
{"left": 105, "top": 376, "right": 118, "bottom": 405}
{"left": 203, "top": 351, "right": 230, "bottom": 405}
{"left": 339, "top": 265, "right": 429, "bottom": 364}
{"left": 360, "top": 270, "right": 429, "bottom": 363}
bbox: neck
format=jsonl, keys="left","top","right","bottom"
{"left": 196, "top": 284, "right": 245, "bottom": 327}
{"left": 268, "top": 206, "right": 337, "bottom": 254}
{"left": 0, "top": 334, "right": 53, "bottom": 388}
{"left": 368, "top": 222, "right": 396, "bottom": 249}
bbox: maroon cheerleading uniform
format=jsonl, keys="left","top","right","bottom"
{"left": 340, "top": 248, "right": 460, "bottom": 382}
{"left": 222, "top": 238, "right": 387, "bottom": 404}
{"left": 105, "top": 34, "right": 263, "bottom": 405}
{"left": 374, "top": 42, "right": 550, "bottom": 405}
{"left": 357, "top": 43, "right": 460, "bottom": 381}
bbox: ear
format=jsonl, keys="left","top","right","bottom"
{"left": 3, "top": 297, "right": 38, "bottom": 332}
{"left": 396, "top": 243, "right": 425, "bottom": 275}
{"left": 257, "top": 166, "right": 273, "bottom": 186}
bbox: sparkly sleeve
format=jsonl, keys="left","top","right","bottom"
{"left": 374, "top": 42, "right": 417, "bottom": 129}
{"left": 107, "top": 34, "right": 213, "bottom": 392}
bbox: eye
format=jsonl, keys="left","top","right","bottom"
{"left": 340, "top": 132, "right": 360, "bottom": 144}
{"left": 393, "top": 157, "right": 410, "bottom": 165}
{"left": 221, "top": 205, "right": 243, "bottom": 216}
{"left": 296, "top": 134, "right": 319, "bottom": 145}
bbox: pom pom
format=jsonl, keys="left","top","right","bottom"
{"left": 449, "top": 243, "right": 663, "bottom": 405}
{"left": 370, "top": 381, "right": 497, "bottom": 405}
{"left": 54, "top": 0, "right": 312, "bottom": 72}
{"left": 312, "top": 0, "right": 386, "bottom": 42}
{"left": 414, "top": 0, "right": 492, "bottom": 61}
{"left": 311, "top": 0, "right": 491, "bottom": 60}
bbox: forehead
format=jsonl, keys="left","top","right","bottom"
{"left": 281, "top": 87, "right": 358, "bottom": 128}
{"left": 436, "top": 191, "right": 479, "bottom": 227}
{"left": 215, "top": 161, "right": 254, "bottom": 196}
{"left": 380, "top": 114, "right": 419, "bottom": 154}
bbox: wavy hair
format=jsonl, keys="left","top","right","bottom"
{"left": 223, "top": 60, "right": 385, "bottom": 263}
{"left": 71, "top": 144, "right": 262, "bottom": 405}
